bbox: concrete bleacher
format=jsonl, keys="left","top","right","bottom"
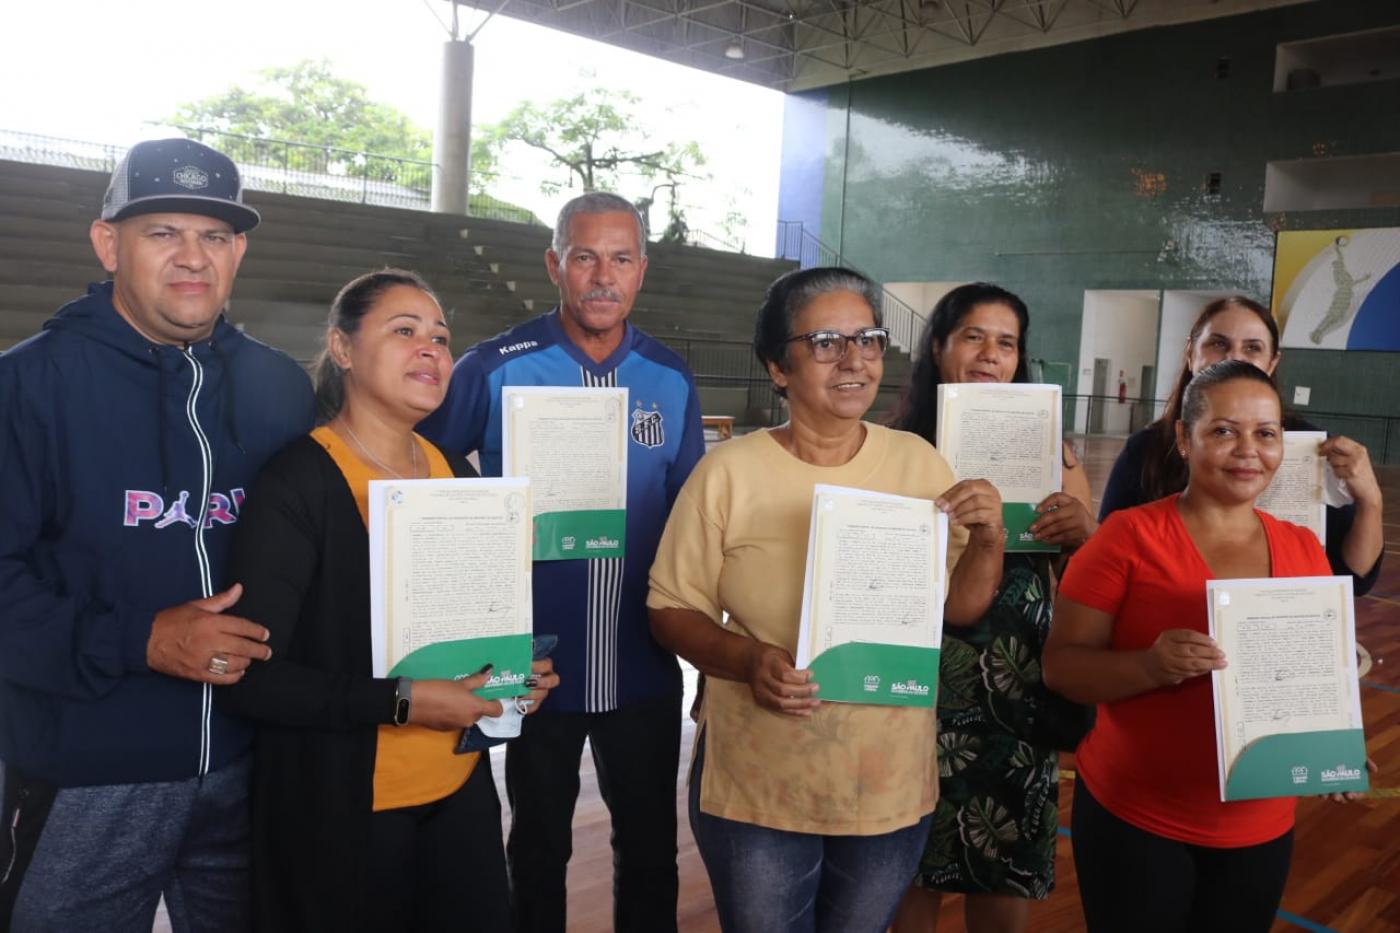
{"left": 0, "top": 159, "right": 912, "bottom": 425}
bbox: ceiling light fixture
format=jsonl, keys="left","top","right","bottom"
{"left": 726, "top": 7, "right": 747, "bottom": 60}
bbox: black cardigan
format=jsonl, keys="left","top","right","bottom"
{"left": 218, "top": 434, "right": 477, "bottom": 932}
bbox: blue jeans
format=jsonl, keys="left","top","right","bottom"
{"left": 3, "top": 757, "right": 251, "bottom": 933}
{"left": 688, "top": 737, "right": 931, "bottom": 933}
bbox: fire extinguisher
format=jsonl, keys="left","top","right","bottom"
{"left": 1117, "top": 370, "right": 1127, "bottom": 405}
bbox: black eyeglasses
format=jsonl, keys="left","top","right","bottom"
{"left": 783, "top": 327, "right": 890, "bottom": 363}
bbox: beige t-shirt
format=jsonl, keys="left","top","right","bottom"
{"left": 647, "top": 424, "right": 967, "bottom": 835}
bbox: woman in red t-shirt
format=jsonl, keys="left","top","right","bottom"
{"left": 1045, "top": 360, "right": 1343, "bottom": 932}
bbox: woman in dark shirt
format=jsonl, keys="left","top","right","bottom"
{"left": 1098, "top": 295, "right": 1383, "bottom": 593}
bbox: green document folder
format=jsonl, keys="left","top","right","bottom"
{"left": 1223, "top": 729, "right": 1369, "bottom": 801}
{"left": 1208, "top": 576, "right": 1367, "bottom": 802}
{"left": 533, "top": 508, "right": 626, "bottom": 561}
{"left": 388, "top": 633, "right": 533, "bottom": 701}
{"left": 796, "top": 485, "right": 947, "bottom": 708}
{"left": 806, "top": 643, "right": 940, "bottom": 708}
{"left": 1003, "top": 502, "right": 1060, "bottom": 553}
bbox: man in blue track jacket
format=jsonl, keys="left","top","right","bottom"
{"left": 421, "top": 192, "right": 704, "bottom": 932}
{"left": 0, "top": 139, "right": 313, "bottom": 930}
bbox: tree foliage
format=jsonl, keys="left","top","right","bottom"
{"left": 170, "top": 60, "right": 436, "bottom": 180}
{"left": 477, "top": 88, "right": 704, "bottom": 195}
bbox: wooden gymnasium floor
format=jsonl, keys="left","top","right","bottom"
{"left": 491, "top": 434, "right": 1400, "bottom": 933}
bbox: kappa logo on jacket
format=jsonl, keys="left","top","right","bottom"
{"left": 124, "top": 489, "right": 246, "bottom": 529}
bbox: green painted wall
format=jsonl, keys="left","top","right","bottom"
{"left": 782, "top": 1, "right": 1400, "bottom": 447}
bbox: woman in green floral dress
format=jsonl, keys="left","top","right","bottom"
{"left": 888, "top": 283, "right": 1097, "bottom": 932}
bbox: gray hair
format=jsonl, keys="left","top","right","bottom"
{"left": 753, "top": 267, "right": 884, "bottom": 397}
{"left": 551, "top": 191, "right": 647, "bottom": 260}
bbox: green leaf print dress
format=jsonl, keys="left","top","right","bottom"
{"left": 914, "top": 555, "right": 1060, "bottom": 898}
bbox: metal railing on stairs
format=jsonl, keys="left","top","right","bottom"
{"left": 667, "top": 337, "right": 779, "bottom": 424}
{"left": 0, "top": 127, "right": 771, "bottom": 251}
{"left": 673, "top": 228, "right": 746, "bottom": 254}
{"left": 1064, "top": 393, "right": 1400, "bottom": 466}
{"left": 0, "top": 130, "right": 124, "bottom": 174}
{"left": 774, "top": 220, "right": 926, "bottom": 353}
{"left": 667, "top": 336, "right": 908, "bottom": 427}
{"left": 0, "top": 127, "right": 543, "bottom": 224}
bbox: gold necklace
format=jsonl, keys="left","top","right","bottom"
{"left": 340, "top": 419, "right": 419, "bottom": 479}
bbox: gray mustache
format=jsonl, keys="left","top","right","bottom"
{"left": 582, "top": 288, "right": 623, "bottom": 302}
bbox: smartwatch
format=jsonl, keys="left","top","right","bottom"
{"left": 392, "top": 677, "right": 413, "bottom": 726}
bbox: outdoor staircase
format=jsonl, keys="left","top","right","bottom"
{"left": 0, "top": 159, "right": 912, "bottom": 427}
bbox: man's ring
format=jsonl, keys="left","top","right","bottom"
{"left": 208, "top": 655, "right": 230, "bottom": 676}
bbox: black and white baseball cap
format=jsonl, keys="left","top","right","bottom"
{"left": 101, "top": 138, "right": 260, "bottom": 233}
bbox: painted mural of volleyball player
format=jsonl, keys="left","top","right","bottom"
{"left": 1310, "top": 236, "right": 1372, "bottom": 345}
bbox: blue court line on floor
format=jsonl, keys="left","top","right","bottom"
{"left": 1361, "top": 678, "right": 1400, "bottom": 695}
{"left": 1055, "top": 826, "right": 1337, "bottom": 932}
{"left": 1275, "top": 909, "right": 1338, "bottom": 933}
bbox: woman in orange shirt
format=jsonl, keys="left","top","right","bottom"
{"left": 1044, "top": 360, "right": 1341, "bottom": 932}
{"left": 220, "top": 270, "right": 559, "bottom": 931}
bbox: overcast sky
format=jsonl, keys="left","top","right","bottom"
{"left": 1, "top": 0, "right": 785, "bottom": 252}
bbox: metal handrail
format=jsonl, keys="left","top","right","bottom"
{"left": 0, "top": 126, "right": 543, "bottom": 223}
{"left": 676, "top": 228, "right": 746, "bottom": 254}
{"left": 168, "top": 123, "right": 535, "bottom": 192}
{"left": 167, "top": 123, "right": 435, "bottom": 176}
{"left": 774, "top": 220, "right": 925, "bottom": 353}
{"left": 167, "top": 123, "right": 435, "bottom": 210}
{"left": 1062, "top": 393, "right": 1400, "bottom": 465}
{"left": 0, "top": 129, "right": 124, "bottom": 172}
{"left": 0, "top": 126, "right": 759, "bottom": 243}
{"left": 667, "top": 337, "right": 760, "bottom": 382}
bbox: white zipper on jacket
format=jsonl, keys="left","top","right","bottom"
{"left": 2, "top": 805, "right": 19, "bottom": 885}
{"left": 182, "top": 348, "right": 216, "bottom": 776}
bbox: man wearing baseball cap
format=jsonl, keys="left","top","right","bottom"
{"left": 0, "top": 138, "right": 313, "bottom": 930}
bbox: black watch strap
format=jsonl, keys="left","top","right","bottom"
{"left": 392, "top": 677, "right": 413, "bottom": 726}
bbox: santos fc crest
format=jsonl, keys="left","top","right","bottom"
{"left": 630, "top": 406, "right": 665, "bottom": 449}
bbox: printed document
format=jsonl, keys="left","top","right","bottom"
{"left": 1208, "top": 576, "right": 1367, "bottom": 800}
{"left": 1254, "top": 431, "right": 1327, "bottom": 545}
{"left": 502, "top": 386, "right": 628, "bottom": 560}
{"left": 936, "top": 382, "right": 1062, "bottom": 551}
{"left": 793, "top": 485, "right": 947, "bottom": 706}
{"left": 368, "top": 477, "right": 532, "bottom": 680}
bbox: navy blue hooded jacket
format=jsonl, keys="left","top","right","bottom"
{"left": 0, "top": 282, "right": 314, "bottom": 787}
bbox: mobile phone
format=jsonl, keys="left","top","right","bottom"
{"left": 531, "top": 634, "right": 559, "bottom": 661}
{"left": 454, "top": 634, "right": 558, "bottom": 754}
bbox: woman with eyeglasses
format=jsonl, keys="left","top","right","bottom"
{"left": 646, "top": 267, "right": 1006, "bottom": 932}
{"left": 887, "top": 283, "right": 1097, "bottom": 933}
